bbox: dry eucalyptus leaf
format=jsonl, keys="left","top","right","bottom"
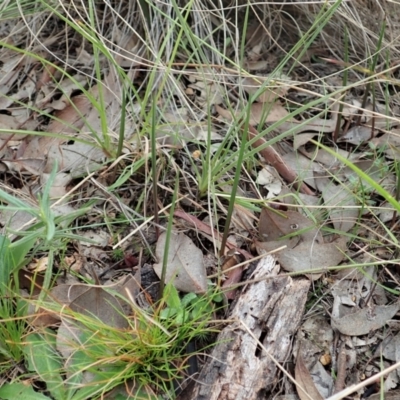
{"left": 256, "top": 237, "right": 346, "bottom": 277}
{"left": 154, "top": 232, "right": 207, "bottom": 294}
{"left": 69, "top": 286, "right": 129, "bottom": 329}
{"left": 295, "top": 351, "right": 324, "bottom": 400}
{"left": 315, "top": 176, "right": 358, "bottom": 233}
{"left": 259, "top": 208, "right": 323, "bottom": 243}
{"left": 331, "top": 301, "right": 400, "bottom": 336}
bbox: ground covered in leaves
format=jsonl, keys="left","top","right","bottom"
{"left": 1, "top": 0, "right": 400, "bottom": 399}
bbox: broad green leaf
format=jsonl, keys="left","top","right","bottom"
{"left": 25, "top": 331, "right": 66, "bottom": 400}
{"left": 0, "top": 382, "right": 51, "bottom": 399}
{"left": 160, "top": 307, "right": 178, "bottom": 320}
{"left": 70, "top": 364, "right": 126, "bottom": 400}
{"left": 164, "top": 284, "right": 181, "bottom": 309}
{"left": 7, "top": 235, "right": 37, "bottom": 270}
{"left": 181, "top": 292, "right": 198, "bottom": 308}
{"left": 0, "top": 235, "right": 13, "bottom": 293}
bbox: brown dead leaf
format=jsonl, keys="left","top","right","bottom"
{"left": 259, "top": 208, "right": 323, "bottom": 243}
{"left": 154, "top": 231, "right": 207, "bottom": 294}
{"left": 295, "top": 350, "right": 324, "bottom": 400}
{"left": 256, "top": 237, "right": 347, "bottom": 277}
{"left": 69, "top": 285, "right": 129, "bottom": 329}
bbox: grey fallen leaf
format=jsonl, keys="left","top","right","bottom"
{"left": 293, "top": 133, "right": 318, "bottom": 151}
{"left": 315, "top": 176, "right": 358, "bottom": 233}
{"left": 337, "top": 125, "right": 373, "bottom": 144}
{"left": 372, "top": 132, "right": 400, "bottom": 160}
{"left": 281, "top": 152, "right": 322, "bottom": 189}
{"left": 154, "top": 231, "right": 207, "bottom": 294}
{"left": 331, "top": 301, "right": 400, "bottom": 336}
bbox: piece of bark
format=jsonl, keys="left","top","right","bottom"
{"left": 190, "top": 255, "right": 311, "bottom": 400}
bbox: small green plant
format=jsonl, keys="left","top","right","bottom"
{"left": 0, "top": 295, "right": 27, "bottom": 375}
{"left": 0, "top": 281, "right": 222, "bottom": 399}
{"left": 159, "top": 283, "right": 224, "bottom": 325}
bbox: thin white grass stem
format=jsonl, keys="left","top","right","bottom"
{"left": 326, "top": 360, "right": 400, "bottom": 400}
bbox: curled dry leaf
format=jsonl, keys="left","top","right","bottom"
{"left": 154, "top": 231, "right": 207, "bottom": 294}
{"left": 256, "top": 166, "right": 282, "bottom": 198}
